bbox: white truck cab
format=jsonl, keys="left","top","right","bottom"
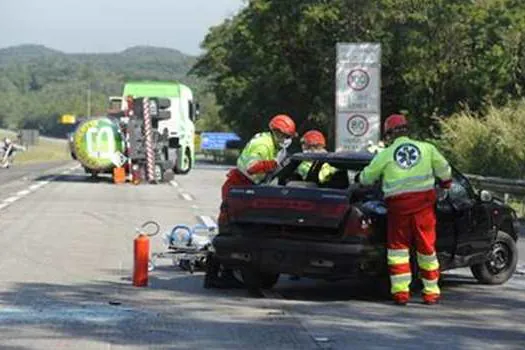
{"left": 109, "top": 81, "right": 199, "bottom": 174}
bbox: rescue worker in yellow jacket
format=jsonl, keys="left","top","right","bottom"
{"left": 296, "top": 130, "right": 338, "bottom": 184}
{"left": 221, "top": 114, "right": 297, "bottom": 201}
{"left": 357, "top": 114, "right": 452, "bottom": 305}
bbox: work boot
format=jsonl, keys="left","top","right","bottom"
{"left": 393, "top": 292, "right": 410, "bottom": 306}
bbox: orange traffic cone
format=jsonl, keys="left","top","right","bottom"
{"left": 113, "top": 167, "right": 126, "bottom": 184}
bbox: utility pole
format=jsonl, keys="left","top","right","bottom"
{"left": 87, "top": 84, "right": 92, "bottom": 117}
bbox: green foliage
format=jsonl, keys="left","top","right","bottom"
{"left": 195, "top": 93, "right": 229, "bottom": 132}
{"left": 192, "top": 0, "right": 525, "bottom": 143}
{"left": 436, "top": 100, "right": 525, "bottom": 178}
{"left": 0, "top": 44, "right": 215, "bottom": 137}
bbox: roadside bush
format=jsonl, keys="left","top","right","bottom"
{"left": 436, "top": 100, "right": 525, "bottom": 178}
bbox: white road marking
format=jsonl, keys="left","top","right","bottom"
{"left": 181, "top": 193, "right": 193, "bottom": 201}
{"left": 0, "top": 176, "right": 58, "bottom": 213}
{"left": 3, "top": 197, "right": 19, "bottom": 203}
{"left": 16, "top": 190, "right": 31, "bottom": 196}
{"left": 170, "top": 180, "right": 179, "bottom": 188}
{"left": 198, "top": 215, "right": 217, "bottom": 229}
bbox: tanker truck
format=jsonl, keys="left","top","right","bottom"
{"left": 69, "top": 115, "right": 126, "bottom": 178}
{"left": 113, "top": 81, "right": 199, "bottom": 174}
{"left": 65, "top": 81, "right": 199, "bottom": 181}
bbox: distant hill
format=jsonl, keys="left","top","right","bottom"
{"left": 0, "top": 44, "right": 206, "bottom": 136}
{"left": 0, "top": 44, "right": 64, "bottom": 65}
{"left": 0, "top": 44, "right": 197, "bottom": 81}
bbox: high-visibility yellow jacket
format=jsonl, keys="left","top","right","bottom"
{"left": 359, "top": 136, "right": 452, "bottom": 198}
{"left": 237, "top": 132, "right": 277, "bottom": 184}
{"left": 297, "top": 160, "right": 338, "bottom": 183}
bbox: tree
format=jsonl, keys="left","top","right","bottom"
{"left": 192, "top": 0, "right": 525, "bottom": 142}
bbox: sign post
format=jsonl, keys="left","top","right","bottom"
{"left": 335, "top": 43, "right": 381, "bottom": 152}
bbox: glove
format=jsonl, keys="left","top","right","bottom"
{"left": 437, "top": 187, "right": 449, "bottom": 201}
{"left": 439, "top": 179, "right": 452, "bottom": 189}
{"left": 246, "top": 160, "right": 278, "bottom": 175}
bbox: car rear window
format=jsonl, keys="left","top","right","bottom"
{"left": 270, "top": 158, "right": 369, "bottom": 190}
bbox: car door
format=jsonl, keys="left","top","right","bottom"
{"left": 435, "top": 187, "right": 457, "bottom": 266}
{"left": 445, "top": 171, "right": 493, "bottom": 263}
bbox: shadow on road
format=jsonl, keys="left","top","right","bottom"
{"left": 1, "top": 267, "right": 524, "bottom": 349}
{"left": 34, "top": 173, "right": 115, "bottom": 184}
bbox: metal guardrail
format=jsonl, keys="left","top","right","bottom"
{"left": 465, "top": 174, "right": 525, "bottom": 197}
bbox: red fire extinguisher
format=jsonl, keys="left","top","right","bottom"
{"left": 133, "top": 221, "right": 160, "bottom": 287}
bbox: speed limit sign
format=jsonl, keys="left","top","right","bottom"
{"left": 346, "top": 115, "right": 369, "bottom": 137}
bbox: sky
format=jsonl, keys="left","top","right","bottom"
{"left": 0, "top": 0, "right": 244, "bottom": 55}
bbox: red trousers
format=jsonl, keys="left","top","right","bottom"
{"left": 221, "top": 168, "right": 254, "bottom": 201}
{"left": 386, "top": 190, "right": 440, "bottom": 302}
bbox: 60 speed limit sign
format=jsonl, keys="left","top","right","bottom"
{"left": 346, "top": 115, "right": 369, "bottom": 137}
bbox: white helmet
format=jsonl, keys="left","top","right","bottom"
{"left": 4, "top": 138, "right": 11, "bottom": 144}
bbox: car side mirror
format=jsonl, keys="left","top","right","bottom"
{"left": 195, "top": 103, "right": 200, "bottom": 120}
{"left": 189, "top": 102, "right": 200, "bottom": 122}
{"left": 480, "top": 190, "right": 493, "bottom": 202}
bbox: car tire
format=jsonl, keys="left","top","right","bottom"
{"left": 471, "top": 231, "right": 518, "bottom": 285}
{"left": 241, "top": 267, "right": 280, "bottom": 293}
{"left": 175, "top": 148, "right": 192, "bottom": 175}
{"left": 203, "top": 253, "right": 221, "bottom": 289}
{"left": 203, "top": 253, "right": 245, "bottom": 289}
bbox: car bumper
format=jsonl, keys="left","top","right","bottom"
{"left": 212, "top": 235, "right": 385, "bottom": 279}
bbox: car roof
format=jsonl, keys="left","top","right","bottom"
{"left": 290, "top": 151, "right": 374, "bottom": 164}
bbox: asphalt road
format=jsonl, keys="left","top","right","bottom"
{"left": 0, "top": 161, "right": 523, "bottom": 349}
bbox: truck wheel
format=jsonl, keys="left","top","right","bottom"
{"left": 471, "top": 231, "right": 518, "bottom": 285}
{"left": 175, "top": 148, "right": 192, "bottom": 175}
{"left": 241, "top": 267, "right": 280, "bottom": 295}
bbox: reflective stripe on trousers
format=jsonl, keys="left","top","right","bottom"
{"left": 387, "top": 204, "right": 440, "bottom": 298}
{"left": 417, "top": 252, "right": 440, "bottom": 295}
{"left": 387, "top": 248, "right": 411, "bottom": 294}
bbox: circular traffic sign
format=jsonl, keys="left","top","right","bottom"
{"left": 347, "top": 69, "right": 370, "bottom": 91}
{"left": 346, "top": 115, "right": 369, "bottom": 137}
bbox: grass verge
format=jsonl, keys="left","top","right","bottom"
{"left": 0, "top": 130, "right": 71, "bottom": 164}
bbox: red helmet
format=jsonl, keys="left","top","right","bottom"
{"left": 384, "top": 114, "right": 408, "bottom": 133}
{"left": 269, "top": 114, "right": 297, "bottom": 137}
{"left": 301, "top": 130, "right": 326, "bottom": 147}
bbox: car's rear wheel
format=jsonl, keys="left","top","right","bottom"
{"left": 203, "top": 253, "right": 245, "bottom": 289}
{"left": 241, "top": 267, "right": 280, "bottom": 294}
{"left": 471, "top": 231, "right": 517, "bottom": 285}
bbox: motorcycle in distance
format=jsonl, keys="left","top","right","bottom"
{"left": 1, "top": 138, "right": 26, "bottom": 169}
